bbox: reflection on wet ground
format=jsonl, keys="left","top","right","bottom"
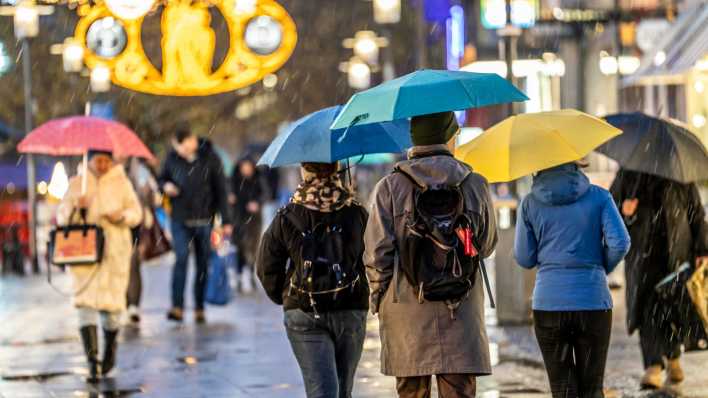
{"left": 1, "top": 266, "right": 708, "bottom": 397}
{"left": 1, "top": 370, "right": 74, "bottom": 382}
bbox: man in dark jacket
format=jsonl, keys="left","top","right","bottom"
{"left": 365, "top": 112, "right": 497, "bottom": 398}
{"left": 257, "top": 162, "right": 369, "bottom": 398}
{"left": 611, "top": 169, "right": 708, "bottom": 388}
{"left": 159, "top": 126, "right": 231, "bottom": 323}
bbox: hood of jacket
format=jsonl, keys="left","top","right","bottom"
{"left": 395, "top": 145, "right": 471, "bottom": 187}
{"left": 531, "top": 163, "right": 590, "bottom": 206}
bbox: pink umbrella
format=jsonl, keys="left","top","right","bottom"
{"left": 17, "top": 116, "right": 155, "bottom": 161}
{"left": 18, "top": 116, "right": 156, "bottom": 194}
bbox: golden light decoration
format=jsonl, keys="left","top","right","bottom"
{"left": 73, "top": 0, "right": 297, "bottom": 96}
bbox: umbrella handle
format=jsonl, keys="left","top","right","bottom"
{"left": 336, "top": 114, "right": 368, "bottom": 144}
{"left": 81, "top": 152, "right": 88, "bottom": 196}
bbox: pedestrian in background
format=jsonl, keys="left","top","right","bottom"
{"left": 230, "top": 156, "right": 266, "bottom": 293}
{"left": 365, "top": 112, "right": 498, "bottom": 398}
{"left": 257, "top": 162, "right": 369, "bottom": 398}
{"left": 159, "top": 125, "right": 231, "bottom": 324}
{"left": 57, "top": 150, "right": 142, "bottom": 382}
{"left": 124, "top": 157, "right": 160, "bottom": 325}
{"left": 514, "top": 161, "right": 631, "bottom": 398}
{"left": 610, "top": 169, "right": 707, "bottom": 389}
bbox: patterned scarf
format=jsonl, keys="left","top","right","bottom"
{"left": 291, "top": 169, "right": 354, "bottom": 213}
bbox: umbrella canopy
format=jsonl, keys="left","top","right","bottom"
{"left": 17, "top": 116, "right": 155, "bottom": 161}
{"left": 258, "top": 105, "right": 411, "bottom": 168}
{"left": 596, "top": 112, "right": 708, "bottom": 183}
{"left": 331, "top": 69, "right": 528, "bottom": 130}
{"left": 456, "top": 109, "right": 622, "bottom": 183}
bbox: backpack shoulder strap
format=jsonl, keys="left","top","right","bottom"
{"left": 279, "top": 205, "right": 309, "bottom": 235}
{"left": 393, "top": 166, "right": 425, "bottom": 190}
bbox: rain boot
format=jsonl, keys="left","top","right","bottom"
{"left": 640, "top": 365, "right": 663, "bottom": 390}
{"left": 79, "top": 326, "right": 100, "bottom": 383}
{"left": 667, "top": 358, "right": 685, "bottom": 383}
{"left": 101, "top": 329, "right": 119, "bottom": 376}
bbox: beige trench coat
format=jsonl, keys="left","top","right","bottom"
{"left": 57, "top": 165, "right": 142, "bottom": 312}
{"left": 364, "top": 145, "right": 498, "bottom": 377}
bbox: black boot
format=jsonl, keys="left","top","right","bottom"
{"left": 101, "top": 329, "right": 119, "bottom": 376}
{"left": 79, "top": 326, "right": 100, "bottom": 383}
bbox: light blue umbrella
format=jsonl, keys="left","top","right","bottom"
{"left": 331, "top": 69, "right": 528, "bottom": 130}
{"left": 257, "top": 105, "right": 411, "bottom": 168}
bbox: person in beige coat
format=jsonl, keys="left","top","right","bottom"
{"left": 365, "top": 112, "right": 498, "bottom": 398}
{"left": 57, "top": 150, "right": 142, "bottom": 382}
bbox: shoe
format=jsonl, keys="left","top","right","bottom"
{"left": 640, "top": 365, "right": 663, "bottom": 390}
{"left": 79, "top": 326, "right": 100, "bottom": 383}
{"left": 101, "top": 329, "right": 119, "bottom": 375}
{"left": 127, "top": 306, "right": 140, "bottom": 325}
{"left": 195, "top": 310, "right": 206, "bottom": 324}
{"left": 167, "top": 307, "right": 183, "bottom": 322}
{"left": 241, "top": 267, "right": 254, "bottom": 294}
{"left": 667, "top": 358, "right": 685, "bottom": 383}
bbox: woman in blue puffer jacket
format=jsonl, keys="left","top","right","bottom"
{"left": 514, "top": 162, "right": 631, "bottom": 398}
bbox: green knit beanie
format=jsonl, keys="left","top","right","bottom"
{"left": 410, "top": 111, "right": 459, "bottom": 146}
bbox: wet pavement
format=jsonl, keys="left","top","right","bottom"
{"left": 1, "top": 261, "right": 707, "bottom": 398}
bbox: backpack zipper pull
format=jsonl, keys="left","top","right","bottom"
{"left": 309, "top": 293, "right": 320, "bottom": 319}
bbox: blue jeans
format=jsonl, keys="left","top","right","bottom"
{"left": 284, "top": 309, "right": 367, "bottom": 398}
{"left": 170, "top": 221, "right": 212, "bottom": 310}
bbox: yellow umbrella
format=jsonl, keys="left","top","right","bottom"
{"left": 455, "top": 109, "right": 622, "bottom": 183}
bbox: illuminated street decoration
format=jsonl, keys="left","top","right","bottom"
{"left": 74, "top": 0, "right": 297, "bottom": 96}
{"left": 105, "top": 0, "right": 156, "bottom": 20}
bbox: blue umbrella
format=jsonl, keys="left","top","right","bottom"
{"left": 331, "top": 69, "right": 528, "bottom": 130}
{"left": 257, "top": 105, "right": 411, "bottom": 168}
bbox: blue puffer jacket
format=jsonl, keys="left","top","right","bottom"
{"left": 514, "top": 164, "right": 631, "bottom": 311}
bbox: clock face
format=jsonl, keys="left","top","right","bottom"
{"left": 245, "top": 16, "right": 283, "bottom": 55}
{"left": 86, "top": 17, "right": 127, "bottom": 59}
{"left": 105, "top": 0, "right": 156, "bottom": 20}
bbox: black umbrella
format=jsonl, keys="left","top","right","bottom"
{"left": 596, "top": 112, "right": 708, "bottom": 183}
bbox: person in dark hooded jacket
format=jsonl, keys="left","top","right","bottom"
{"left": 230, "top": 157, "right": 266, "bottom": 293}
{"left": 158, "top": 126, "right": 231, "bottom": 323}
{"left": 365, "top": 112, "right": 498, "bottom": 398}
{"left": 610, "top": 169, "right": 708, "bottom": 389}
{"left": 257, "top": 162, "right": 369, "bottom": 398}
{"left": 514, "top": 162, "right": 630, "bottom": 398}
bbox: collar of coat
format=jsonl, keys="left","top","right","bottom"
{"left": 407, "top": 144, "right": 453, "bottom": 160}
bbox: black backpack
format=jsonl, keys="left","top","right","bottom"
{"left": 396, "top": 167, "right": 494, "bottom": 317}
{"left": 283, "top": 208, "right": 360, "bottom": 318}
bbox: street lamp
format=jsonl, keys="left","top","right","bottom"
{"left": 340, "top": 57, "right": 371, "bottom": 90}
{"left": 343, "top": 31, "right": 389, "bottom": 66}
{"left": 62, "top": 38, "right": 84, "bottom": 73}
{"left": 373, "top": 0, "right": 401, "bottom": 24}
{"left": 599, "top": 51, "right": 640, "bottom": 76}
{"left": 90, "top": 64, "right": 112, "bottom": 93}
{"left": 13, "top": 1, "right": 39, "bottom": 39}
{"left": 5, "top": 0, "right": 53, "bottom": 273}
